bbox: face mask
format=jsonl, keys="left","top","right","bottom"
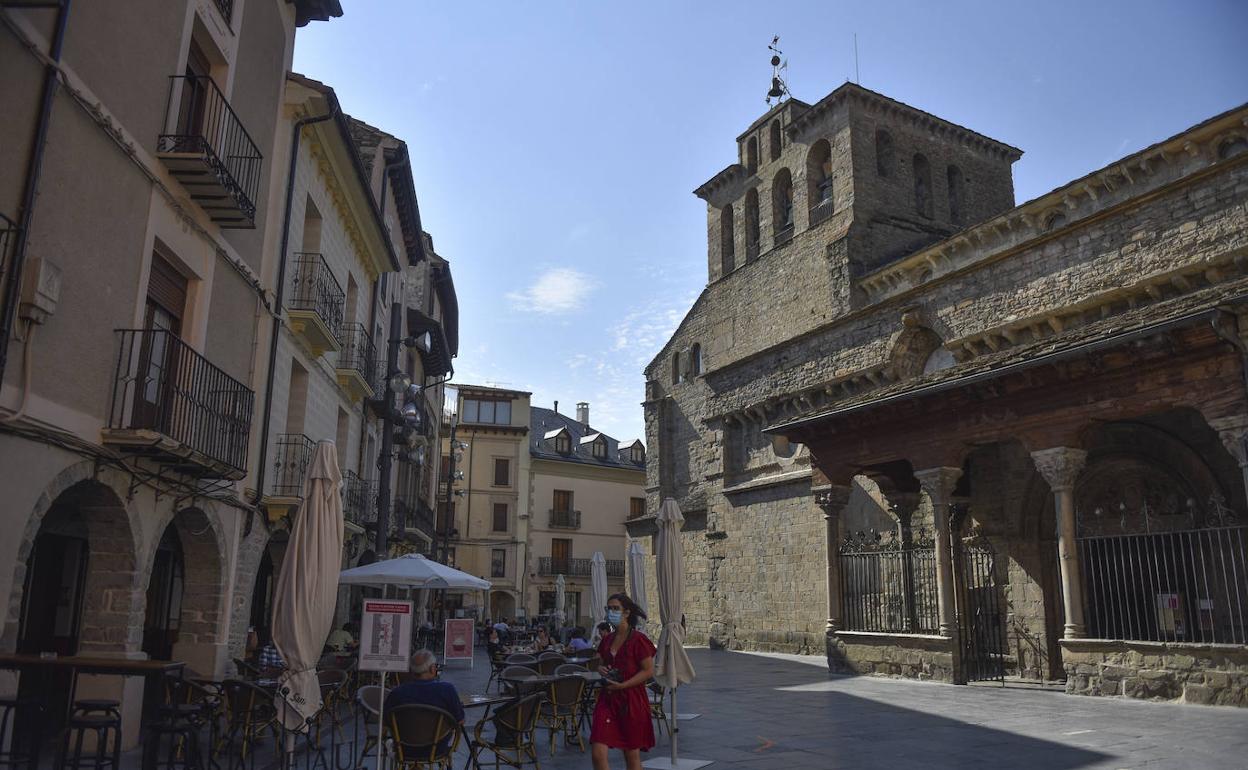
{"left": 606, "top": 609, "right": 623, "bottom": 625}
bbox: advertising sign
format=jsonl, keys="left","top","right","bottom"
{"left": 359, "top": 599, "right": 413, "bottom": 672}
{"left": 443, "top": 617, "right": 475, "bottom": 667}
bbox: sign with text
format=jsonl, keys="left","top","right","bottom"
{"left": 359, "top": 600, "right": 413, "bottom": 672}
{"left": 443, "top": 617, "right": 475, "bottom": 665}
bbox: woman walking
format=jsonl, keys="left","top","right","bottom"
{"left": 591, "top": 593, "right": 655, "bottom": 770}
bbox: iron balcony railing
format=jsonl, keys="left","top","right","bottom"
{"left": 271, "top": 434, "right": 314, "bottom": 497}
{"left": 336, "top": 322, "right": 376, "bottom": 385}
{"left": 158, "top": 74, "right": 262, "bottom": 227}
{"left": 342, "top": 470, "right": 376, "bottom": 525}
{"left": 107, "top": 329, "right": 254, "bottom": 476}
{"left": 773, "top": 222, "right": 794, "bottom": 246}
{"left": 809, "top": 196, "right": 835, "bottom": 227}
{"left": 548, "top": 509, "right": 581, "bottom": 529}
{"left": 396, "top": 498, "right": 435, "bottom": 538}
{"left": 538, "top": 557, "right": 625, "bottom": 578}
{"left": 288, "top": 253, "right": 344, "bottom": 339}
{"left": 213, "top": 0, "right": 233, "bottom": 25}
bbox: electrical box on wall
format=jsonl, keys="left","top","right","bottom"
{"left": 19, "top": 257, "right": 62, "bottom": 324}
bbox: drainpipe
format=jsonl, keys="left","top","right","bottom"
{"left": 0, "top": 0, "right": 72, "bottom": 386}
{"left": 251, "top": 102, "right": 339, "bottom": 505}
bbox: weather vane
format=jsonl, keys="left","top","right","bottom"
{"left": 765, "top": 35, "right": 790, "bottom": 106}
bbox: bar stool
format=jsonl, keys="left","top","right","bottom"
{"left": 54, "top": 705, "right": 122, "bottom": 770}
{"left": 0, "top": 697, "right": 45, "bottom": 770}
{"left": 142, "top": 705, "right": 205, "bottom": 770}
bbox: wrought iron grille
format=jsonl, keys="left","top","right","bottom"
{"left": 288, "top": 253, "right": 344, "bottom": 338}
{"left": 272, "top": 434, "right": 314, "bottom": 497}
{"left": 108, "top": 329, "right": 254, "bottom": 475}
{"left": 548, "top": 509, "right": 581, "bottom": 529}
{"left": 538, "top": 557, "right": 625, "bottom": 577}
{"left": 1079, "top": 497, "right": 1248, "bottom": 644}
{"left": 158, "top": 74, "right": 262, "bottom": 223}
{"left": 342, "top": 470, "right": 376, "bottom": 525}
{"left": 839, "top": 528, "right": 940, "bottom": 633}
{"left": 336, "top": 322, "right": 376, "bottom": 384}
{"left": 213, "top": 0, "right": 233, "bottom": 24}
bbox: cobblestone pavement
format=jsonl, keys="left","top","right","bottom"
{"left": 432, "top": 646, "right": 1248, "bottom": 770}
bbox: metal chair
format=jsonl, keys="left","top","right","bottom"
{"left": 486, "top": 654, "right": 510, "bottom": 693}
{"left": 553, "top": 663, "right": 587, "bottom": 675}
{"left": 498, "top": 666, "right": 539, "bottom": 697}
{"left": 232, "top": 658, "right": 263, "bottom": 681}
{"left": 54, "top": 702, "right": 122, "bottom": 770}
{"left": 315, "top": 669, "right": 350, "bottom": 744}
{"left": 0, "top": 697, "right": 44, "bottom": 770}
{"left": 354, "top": 685, "right": 384, "bottom": 768}
{"left": 647, "top": 682, "right": 667, "bottom": 736}
{"left": 470, "top": 692, "right": 544, "bottom": 770}
{"left": 535, "top": 651, "right": 564, "bottom": 661}
{"left": 534, "top": 658, "right": 565, "bottom": 676}
{"left": 387, "top": 704, "right": 461, "bottom": 770}
{"left": 504, "top": 654, "right": 536, "bottom": 666}
{"left": 220, "top": 679, "right": 277, "bottom": 760}
{"left": 538, "top": 675, "right": 586, "bottom": 756}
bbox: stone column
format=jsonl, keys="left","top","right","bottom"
{"left": 914, "top": 468, "right": 962, "bottom": 638}
{"left": 891, "top": 494, "right": 922, "bottom": 633}
{"left": 1030, "top": 447, "right": 1088, "bottom": 639}
{"left": 814, "top": 486, "right": 851, "bottom": 635}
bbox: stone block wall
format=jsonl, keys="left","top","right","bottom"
{"left": 831, "top": 632, "right": 955, "bottom": 682}
{"left": 1061, "top": 640, "right": 1248, "bottom": 707}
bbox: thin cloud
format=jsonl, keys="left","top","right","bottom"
{"left": 505, "top": 268, "right": 599, "bottom": 314}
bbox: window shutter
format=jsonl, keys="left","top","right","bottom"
{"left": 147, "top": 255, "right": 188, "bottom": 320}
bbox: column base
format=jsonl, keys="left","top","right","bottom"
{"left": 1063, "top": 623, "right": 1086, "bottom": 639}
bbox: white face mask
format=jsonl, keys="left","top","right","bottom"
{"left": 606, "top": 609, "right": 623, "bottom": 625}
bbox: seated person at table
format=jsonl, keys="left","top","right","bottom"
{"left": 384, "top": 649, "right": 465, "bottom": 757}
{"left": 325, "top": 622, "right": 356, "bottom": 653}
{"left": 486, "top": 628, "right": 506, "bottom": 659}
{"left": 592, "top": 621, "right": 613, "bottom": 647}
{"left": 533, "top": 627, "right": 552, "bottom": 652}
{"left": 258, "top": 640, "right": 285, "bottom": 678}
{"left": 492, "top": 618, "right": 510, "bottom": 643}
{"left": 567, "top": 627, "right": 593, "bottom": 653}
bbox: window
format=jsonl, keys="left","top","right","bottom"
{"left": 671, "top": 351, "right": 681, "bottom": 384}
{"left": 720, "top": 205, "right": 735, "bottom": 275}
{"left": 555, "top": 432, "right": 571, "bottom": 453}
{"left": 462, "top": 398, "right": 511, "bottom": 425}
{"left": 491, "top": 549, "right": 506, "bottom": 578}
{"left": 592, "top": 438, "right": 607, "bottom": 459}
{"left": 630, "top": 497, "right": 646, "bottom": 518}
{"left": 772, "top": 168, "right": 794, "bottom": 238}
{"left": 551, "top": 538, "right": 571, "bottom": 570}
{"left": 553, "top": 490, "right": 572, "bottom": 513}
{"left": 630, "top": 445, "right": 645, "bottom": 464}
{"left": 769, "top": 120, "right": 782, "bottom": 161}
{"left": 913, "top": 153, "right": 932, "bottom": 218}
{"left": 445, "top": 546, "right": 456, "bottom": 568}
{"left": 493, "top": 458, "right": 510, "bottom": 486}
{"left": 947, "top": 165, "right": 964, "bottom": 224}
{"left": 745, "top": 188, "right": 760, "bottom": 258}
{"left": 492, "top": 503, "right": 508, "bottom": 532}
{"left": 806, "top": 139, "right": 833, "bottom": 206}
{"left": 875, "top": 130, "right": 893, "bottom": 177}
{"left": 745, "top": 136, "right": 758, "bottom": 173}
{"left": 689, "top": 343, "right": 702, "bottom": 375}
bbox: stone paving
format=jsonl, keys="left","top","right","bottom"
{"left": 431, "top": 646, "right": 1248, "bottom": 770}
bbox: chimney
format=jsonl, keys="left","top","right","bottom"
{"left": 554, "top": 400, "right": 559, "bottom": 414}
{"left": 576, "top": 402, "right": 590, "bottom": 427}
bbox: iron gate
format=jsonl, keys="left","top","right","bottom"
{"left": 955, "top": 539, "right": 1006, "bottom": 683}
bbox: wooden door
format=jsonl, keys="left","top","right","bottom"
{"left": 551, "top": 538, "right": 571, "bottom": 574}
{"left": 134, "top": 255, "right": 186, "bottom": 429}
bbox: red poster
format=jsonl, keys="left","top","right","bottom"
{"left": 443, "top": 618, "right": 475, "bottom": 663}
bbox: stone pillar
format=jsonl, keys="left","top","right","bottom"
{"left": 814, "top": 486, "right": 851, "bottom": 635}
{"left": 914, "top": 468, "right": 962, "bottom": 638}
{"left": 1030, "top": 447, "right": 1088, "bottom": 639}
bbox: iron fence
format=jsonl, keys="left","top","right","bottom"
{"left": 213, "top": 0, "right": 233, "bottom": 24}
{"left": 839, "top": 528, "right": 940, "bottom": 633}
{"left": 1079, "top": 502, "right": 1248, "bottom": 644}
{"left": 108, "top": 329, "right": 254, "bottom": 475}
{"left": 538, "top": 557, "right": 625, "bottom": 577}
{"left": 548, "top": 509, "right": 581, "bottom": 529}
{"left": 342, "top": 470, "right": 375, "bottom": 525}
{"left": 272, "top": 434, "right": 314, "bottom": 497}
{"left": 158, "top": 74, "right": 262, "bottom": 223}
{"left": 336, "top": 322, "right": 376, "bottom": 385}
{"left": 288, "top": 253, "right": 344, "bottom": 338}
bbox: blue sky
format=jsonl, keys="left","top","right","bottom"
{"left": 294, "top": 0, "right": 1247, "bottom": 444}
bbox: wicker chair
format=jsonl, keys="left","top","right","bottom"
{"left": 647, "top": 682, "right": 667, "bottom": 736}
{"left": 220, "top": 679, "right": 277, "bottom": 759}
{"left": 498, "top": 666, "right": 539, "bottom": 697}
{"left": 387, "top": 704, "right": 462, "bottom": 770}
{"left": 504, "top": 654, "right": 537, "bottom": 666}
{"left": 470, "top": 692, "right": 544, "bottom": 770}
{"left": 538, "top": 675, "right": 586, "bottom": 756}
{"left": 553, "top": 663, "right": 587, "bottom": 675}
{"left": 355, "top": 686, "right": 384, "bottom": 768}
{"left": 486, "top": 654, "right": 510, "bottom": 693}
{"left": 534, "top": 658, "right": 565, "bottom": 676}
{"left": 315, "top": 669, "right": 351, "bottom": 743}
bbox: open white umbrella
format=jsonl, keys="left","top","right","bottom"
{"left": 339, "top": 552, "right": 491, "bottom": 590}
{"left": 643, "top": 499, "right": 709, "bottom": 770}
{"left": 271, "top": 441, "right": 344, "bottom": 732}
{"left": 627, "top": 540, "right": 648, "bottom": 633}
{"left": 554, "top": 573, "right": 566, "bottom": 627}
{"left": 590, "top": 551, "right": 609, "bottom": 640}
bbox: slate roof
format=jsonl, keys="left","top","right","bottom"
{"left": 530, "top": 406, "right": 645, "bottom": 470}
{"left": 769, "top": 276, "right": 1248, "bottom": 434}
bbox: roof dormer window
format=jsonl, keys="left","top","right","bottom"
{"left": 631, "top": 444, "right": 645, "bottom": 464}
{"left": 556, "top": 434, "right": 571, "bottom": 454}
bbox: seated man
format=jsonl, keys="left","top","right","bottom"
{"left": 257, "top": 640, "right": 286, "bottom": 680}
{"left": 325, "top": 622, "right": 356, "bottom": 653}
{"left": 384, "top": 649, "right": 465, "bottom": 758}
{"left": 566, "top": 627, "right": 593, "bottom": 653}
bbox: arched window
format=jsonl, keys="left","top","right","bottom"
{"left": 806, "top": 139, "right": 834, "bottom": 213}
{"left": 769, "top": 120, "right": 782, "bottom": 161}
{"left": 1218, "top": 136, "right": 1248, "bottom": 160}
{"left": 671, "top": 351, "right": 681, "bottom": 384}
{"left": 690, "top": 343, "right": 702, "bottom": 375}
{"left": 772, "top": 169, "right": 794, "bottom": 241}
{"left": 720, "top": 205, "right": 735, "bottom": 275}
{"left": 746, "top": 137, "right": 759, "bottom": 173}
{"left": 745, "top": 188, "right": 761, "bottom": 259}
{"left": 946, "top": 165, "right": 964, "bottom": 225}
{"left": 913, "top": 153, "right": 932, "bottom": 218}
{"left": 875, "top": 129, "right": 893, "bottom": 177}
{"left": 1043, "top": 211, "right": 1067, "bottom": 231}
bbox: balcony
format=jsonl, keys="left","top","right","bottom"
{"left": 538, "top": 557, "right": 625, "bottom": 578}
{"left": 809, "top": 195, "right": 835, "bottom": 227}
{"left": 773, "top": 223, "right": 794, "bottom": 247}
{"left": 287, "top": 253, "right": 344, "bottom": 356}
{"left": 548, "top": 509, "right": 581, "bottom": 530}
{"left": 396, "top": 497, "right": 435, "bottom": 541}
{"left": 103, "top": 329, "right": 254, "bottom": 479}
{"left": 157, "top": 75, "right": 262, "bottom": 228}
{"left": 342, "top": 470, "right": 375, "bottom": 530}
{"left": 334, "top": 322, "right": 376, "bottom": 400}
{"left": 261, "top": 434, "right": 314, "bottom": 522}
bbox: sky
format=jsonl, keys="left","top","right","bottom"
{"left": 293, "top": 0, "right": 1248, "bottom": 445}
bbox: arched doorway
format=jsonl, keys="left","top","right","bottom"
{"left": 142, "top": 525, "right": 184, "bottom": 661}
{"left": 490, "top": 591, "right": 516, "bottom": 622}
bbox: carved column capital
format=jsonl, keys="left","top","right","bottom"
{"left": 913, "top": 467, "right": 963, "bottom": 504}
{"left": 1208, "top": 416, "right": 1248, "bottom": 467}
{"left": 814, "top": 486, "right": 851, "bottom": 519}
{"left": 1030, "top": 447, "right": 1088, "bottom": 492}
{"left": 889, "top": 492, "right": 922, "bottom": 528}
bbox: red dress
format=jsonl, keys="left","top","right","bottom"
{"left": 590, "top": 629, "right": 657, "bottom": 751}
